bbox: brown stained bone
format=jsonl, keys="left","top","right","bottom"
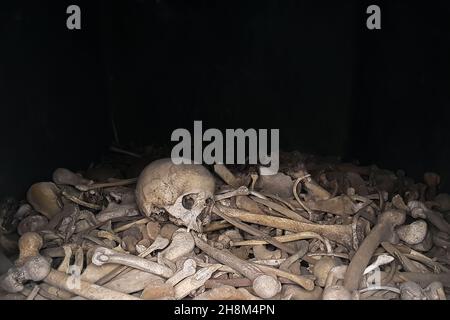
{"left": 253, "top": 245, "right": 282, "bottom": 260}
{"left": 52, "top": 168, "right": 93, "bottom": 188}
{"left": 141, "top": 278, "right": 175, "bottom": 300}
{"left": 410, "top": 230, "right": 433, "bottom": 252}
{"left": 160, "top": 229, "right": 195, "bottom": 262}
{"left": 194, "top": 235, "right": 265, "bottom": 283}
{"left": 321, "top": 265, "right": 355, "bottom": 300}
{"left": 136, "top": 159, "right": 215, "bottom": 232}
{"left": 145, "top": 221, "right": 161, "bottom": 241}
{"left": 230, "top": 231, "right": 329, "bottom": 248}
{"left": 17, "top": 215, "right": 48, "bottom": 235}
{"left": 96, "top": 236, "right": 169, "bottom": 286}
{"left": 282, "top": 285, "right": 323, "bottom": 300}
{"left": 136, "top": 239, "right": 151, "bottom": 253}
{"left": 381, "top": 242, "right": 422, "bottom": 273}
{"left": 291, "top": 168, "right": 331, "bottom": 200}
{"left": 0, "top": 254, "right": 51, "bottom": 293}
{"left": 193, "top": 235, "right": 282, "bottom": 298}
{"left": 215, "top": 186, "right": 250, "bottom": 201}
{"left": 95, "top": 203, "right": 140, "bottom": 224}
{"left": 37, "top": 283, "right": 72, "bottom": 300}
{"left": 215, "top": 204, "right": 360, "bottom": 248}
{"left": 166, "top": 259, "right": 197, "bottom": 287}
{"left": 104, "top": 269, "right": 164, "bottom": 294}
{"left": 44, "top": 202, "right": 78, "bottom": 232}
{"left": 7, "top": 153, "right": 450, "bottom": 300}
{"left": 343, "top": 210, "right": 406, "bottom": 292}
{"left": 423, "top": 282, "right": 447, "bottom": 300}
{"left": 120, "top": 226, "right": 143, "bottom": 254}
{"left": 174, "top": 264, "right": 222, "bottom": 299}
{"left": 305, "top": 196, "right": 356, "bottom": 216}
{"left": 69, "top": 202, "right": 139, "bottom": 232}
{"left": 312, "top": 256, "right": 341, "bottom": 287}
{"left": 423, "top": 172, "right": 440, "bottom": 201}
{"left": 159, "top": 223, "right": 180, "bottom": 239}
{"left": 92, "top": 247, "right": 174, "bottom": 278}
{"left": 213, "top": 164, "right": 241, "bottom": 188}
{"left": 396, "top": 220, "right": 428, "bottom": 245}
{"left": 205, "top": 277, "right": 253, "bottom": 288}
{"left": 255, "top": 172, "right": 294, "bottom": 199}
{"left": 15, "top": 232, "right": 44, "bottom": 267}
{"left": 251, "top": 263, "right": 314, "bottom": 291}
{"left": 26, "top": 182, "right": 62, "bottom": 219}
{"left": 75, "top": 178, "right": 138, "bottom": 192}
{"left": 0, "top": 233, "right": 139, "bottom": 300}
{"left": 56, "top": 245, "right": 72, "bottom": 273}
{"left": 60, "top": 190, "right": 102, "bottom": 211}
{"left": 279, "top": 240, "right": 309, "bottom": 272}
{"left": 44, "top": 270, "right": 141, "bottom": 300}
{"left": 194, "top": 285, "right": 260, "bottom": 300}
{"left": 408, "top": 201, "right": 450, "bottom": 233}
{"left": 395, "top": 244, "right": 449, "bottom": 273}
{"left": 250, "top": 196, "right": 311, "bottom": 223}
{"left": 97, "top": 230, "right": 122, "bottom": 244}
{"left": 113, "top": 218, "right": 149, "bottom": 234}
{"left": 204, "top": 276, "right": 302, "bottom": 288}
{"left": 434, "top": 193, "right": 450, "bottom": 212}
{"left": 211, "top": 205, "right": 306, "bottom": 262}
{"left": 433, "top": 232, "right": 450, "bottom": 249}
{"left": 396, "top": 272, "right": 450, "bottom": 288}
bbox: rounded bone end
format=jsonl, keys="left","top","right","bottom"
{"left": 252, "top": 275, "right": 281, "bottom": 299}
{"left": 25, "top": 255, "right": 51, "bottom": 281}
{"left": 16, "top": 232, "right": 44, "bottom": 266}
{"left": 378, "top": 209, "right": 406, "bottom": 226}
{"left": 26, "top": 182, "right": 61, "bottom": 219}
{"left": 282, "top": 285, "right": 323, "bottom": 300}
{"left": 141, "top": 280, "right": 175, "bottom": 300}
{"left": 53, "top": 168, "right": 89, "bottom": 186}
{"left": 1, "top": 272, "right": 25, "bottom": 293}
{"left": 396, "top": 220, "right": 428, "bottom": 245}
{"left": 313, "top": 257, "right": 341, "bottom": 287}
{"left": 91, "top": 247, "right": 113, "bottom": 266}
{"left": 400, "top": 281, "right": 426, "bottom": 300}
{"left": 17, "top": 215, "right": 48, "bottom": 236}
{"left": 322, "top": 285, "right": 353, "bottom": 300}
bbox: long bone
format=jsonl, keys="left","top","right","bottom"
{"left": 96, "top": 236, "right": 169, "bottom": 285}
{"left": 0, "top": 233, "right": 140, "bottom": 300}
{"left": 166, "top": 259, "right": 197, "bottom": 287}
{"left": 92, "top": 247, "right": 174, "bottom": 278}
{"left": 194, "top": 285, "right": 261, "bottom": 300}
{"left": 174, "top": 264, "right": 222, "bottom": 299}
{"left": 215, "top": 204, "right": 360, "bottom": 248}
{"left": 193, "top": 235, "right": 283, "bottom": 298}
{"left": 343, "top": 210, "right": 406, "bottom": 292}
{"left": 211, "top": 205, "right": 303, "bottom": 260}
{"left": 160, "top": 229, "right": 195, "bottom": 262}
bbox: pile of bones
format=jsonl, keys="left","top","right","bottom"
{"left": 0, "top": 151, "right": 449, "bottom": 300}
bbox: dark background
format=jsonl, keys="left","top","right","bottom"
{"left": 1, "top": 0, "right": 449, "bottom": 198}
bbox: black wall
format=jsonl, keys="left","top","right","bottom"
{"left": 1, "top": 0, "right": 450, "bottom": 198}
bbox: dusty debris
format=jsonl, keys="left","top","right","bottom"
{"left": 0, "top": 150, "right": 449, "bottom": 300}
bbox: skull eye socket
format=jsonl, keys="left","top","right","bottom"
{"left": 182, "top": 195, "right": 195, "bottom": 210}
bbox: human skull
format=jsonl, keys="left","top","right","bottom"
{"left": 135, "top": 158, "right": 215, "bottom": 232}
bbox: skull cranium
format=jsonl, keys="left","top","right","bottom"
{"left": 135, "top": 158, "right": 215, "bottom": 232}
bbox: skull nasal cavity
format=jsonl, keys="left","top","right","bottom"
{"left": 182, "top": 195, "right": 195, "bottom": 210}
